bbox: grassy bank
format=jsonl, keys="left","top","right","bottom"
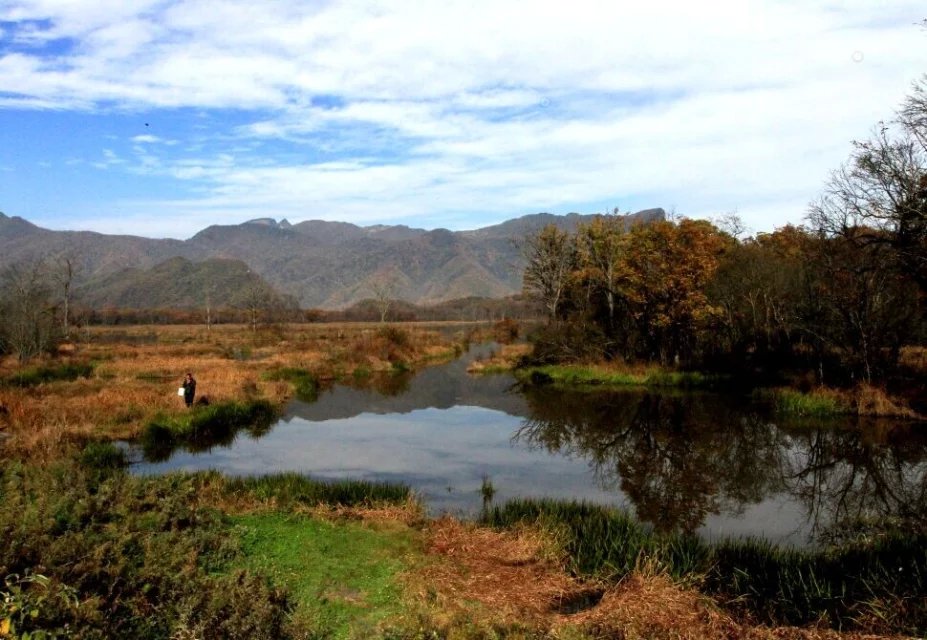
{"left": 756, "top": 385, "right": 921, "bottom": 419}
{"left": 482, "top": 498, "right": 927, "bottom": 635}
{"left": 515, "top": 364, "right": 723, "bottom": 389}
{"left": 0, "top": 457, "right": 424, "bottom": 639}
{"left": 141, "top": 398, "right": 278, "bottom": 460}
{"left": 4, "top": 454, "right": 923, "bottom": 638}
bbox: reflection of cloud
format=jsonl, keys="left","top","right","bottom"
{"left": 1, "top": 1, "right": 925, "bottom": 236}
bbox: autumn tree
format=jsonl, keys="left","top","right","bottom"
{"left": 620, "top": 219, "right": 729, "bottom": 364}
{"left": 707, "top": 225, "right": 808, "bottom": 365}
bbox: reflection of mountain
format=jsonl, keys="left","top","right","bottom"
{"left": 283, "top": 346, "right": 528, "bottom": 422}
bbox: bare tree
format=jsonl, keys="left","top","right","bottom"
{"left": 521, "top": 224, "right": 576, "bottom": 321}
{"left": 809, "top": 80, "right": 927, "bottom": 292}
{"left": 51, "top": 254, "right": 79, "bottom": 338}
{"left": 370, "top": 277, "right": 396, "bottom": 324}
{"left": 0, "top": 260, "right": 60, "bottom": 361}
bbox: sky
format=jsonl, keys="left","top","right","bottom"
{"left": 0, "top": 1, "right": 924, "bottom": 240}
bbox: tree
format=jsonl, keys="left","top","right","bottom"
{"left": 576, "top": 210, "right": 629, "bottom": 337}
{"left": 0, "top": 260, "right": 61, "bottom": 361}
{"left": 370, "top": 277, "right": 396, "bottom": 324}
{"left": 809, "top": 79, "right": 927, "bottom": 293}
{"left": 51, "top": 254, "right": 79, "bottom": 338}
{"left": 620, "top": 219, "right": 729, "bottom": 364}
{"left": 522, "top": 224, "right": 576, "bottom": 321}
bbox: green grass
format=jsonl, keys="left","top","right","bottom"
{"left": 515, "top": 365, "right": 720, "bottom": 389}
{"left": 263, "top": 367, "right": 318, "bottom": 402}
{"left": 754, "top": 388, "right": 847, "bottom": 417}
{"left": 3, "top": 362, "right": 95, "bottom": 387}
{"left": 233, "top": 512, "right": 420, "bottom": 638}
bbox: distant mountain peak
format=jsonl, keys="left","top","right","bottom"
{"left": 244, "top": 217, "right": 287, "bottom": 228}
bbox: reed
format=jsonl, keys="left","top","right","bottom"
{"left": 756, "top": 387, "right": 846, "bottom": 417}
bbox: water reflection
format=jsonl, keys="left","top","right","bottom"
{"left": 128, "top": 344, "right": 927, "bottom": 545}
{"left": 515, "top": 389, "right": 787, "bottom": 534}
{"left": 780, "top": 424, "right": 927, "bottom": 542}
{"left": 516, "top": 387, "right": 927, "bottom": 541}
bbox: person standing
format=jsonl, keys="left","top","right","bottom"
{"left": 182, "top": 372, "right": 196, "bottom": 408}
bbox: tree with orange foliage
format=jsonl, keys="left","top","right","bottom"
{"left": 620, "top": 219, "right": 729, "bottom": 364}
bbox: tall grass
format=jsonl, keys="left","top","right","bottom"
{"left": 224, "top": 473, "right": 412, "bottom": 508}
{"left": 0, "top": 461, "right": 291, "bottom": 639}
{"left": 755, "top": 387, "right": 846, "bottom": 417}
{"left": 482, "top": 497, "right": 927, "bottom": 634}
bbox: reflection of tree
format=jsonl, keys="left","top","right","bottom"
{"left": 515, "top": 389, "right": 786, "bottom": 534}
{"left": 781, "top": 421, "right": 927, "bottom": 541}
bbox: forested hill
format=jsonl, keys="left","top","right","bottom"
{"left": 0, "top": 208, "right": 664, "bottom": 309}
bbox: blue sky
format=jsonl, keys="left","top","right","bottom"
{"left": 0, "top": 1, "right": 924, "bottom": 239}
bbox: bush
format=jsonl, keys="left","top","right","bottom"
{"left": 0, "top": 463, "right": 292, "bottom": 638}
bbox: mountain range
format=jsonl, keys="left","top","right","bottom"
{"left": 0, "top": 208, "right": 665, "bottom": 309}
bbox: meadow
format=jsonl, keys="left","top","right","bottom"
{"left": 1, "top": 323, "right": 923, "bottom": 639}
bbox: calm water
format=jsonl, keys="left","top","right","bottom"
{"left": 129, "top": 344, "right": 927, "bottom": 546}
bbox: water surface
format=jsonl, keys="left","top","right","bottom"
{"left": 130, "top": 344, "right": 927, "bottom": 546}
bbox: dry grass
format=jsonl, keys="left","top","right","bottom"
{"left": 412, "top": 517, "right": 913, "bottom": 640}
{"left": 852, "top": 384, "right": 920, "bottom": 419}
{"left": 467, "top": 343, "right": 533, "bottom": 373}
{"left": 899, "top": 346, "right": 927, "bottom": 373}
{"left": 0, "top": 322, "right": 459, "bottom": 460}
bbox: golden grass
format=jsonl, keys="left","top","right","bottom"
{"left": 900, "top": 346, "right": 927, "bottom": 373}
{"left": 412, "top": 517, "right": 911, "bottom": 640}
{"left": 0, "top": 322, "right": 460, "bottom": 460}
{"left": 852, "top": 384, "right": 920, "bottom": 419}
{"left": 467, "top": 343, "right": 533, "bottom": 373}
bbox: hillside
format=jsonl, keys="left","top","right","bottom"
{"left": 0, "top": 209, "right": 665, "bottom": 309}
{"left": 74, "top": 257, "right": 288, "bottom": 310}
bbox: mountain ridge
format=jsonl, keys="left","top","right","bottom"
{"left": 0, "top": 208, "right": 665, "bottom": 309}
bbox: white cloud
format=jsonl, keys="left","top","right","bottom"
{"left": 1, "top": 0, "right": 925, "bottom": 236}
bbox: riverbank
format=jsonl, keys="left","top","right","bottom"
{"left": 4, "top": 455, "right": 923, "bottom": 639}
{"left": 507, "top": 362, "right": 922, "bottom": 419}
